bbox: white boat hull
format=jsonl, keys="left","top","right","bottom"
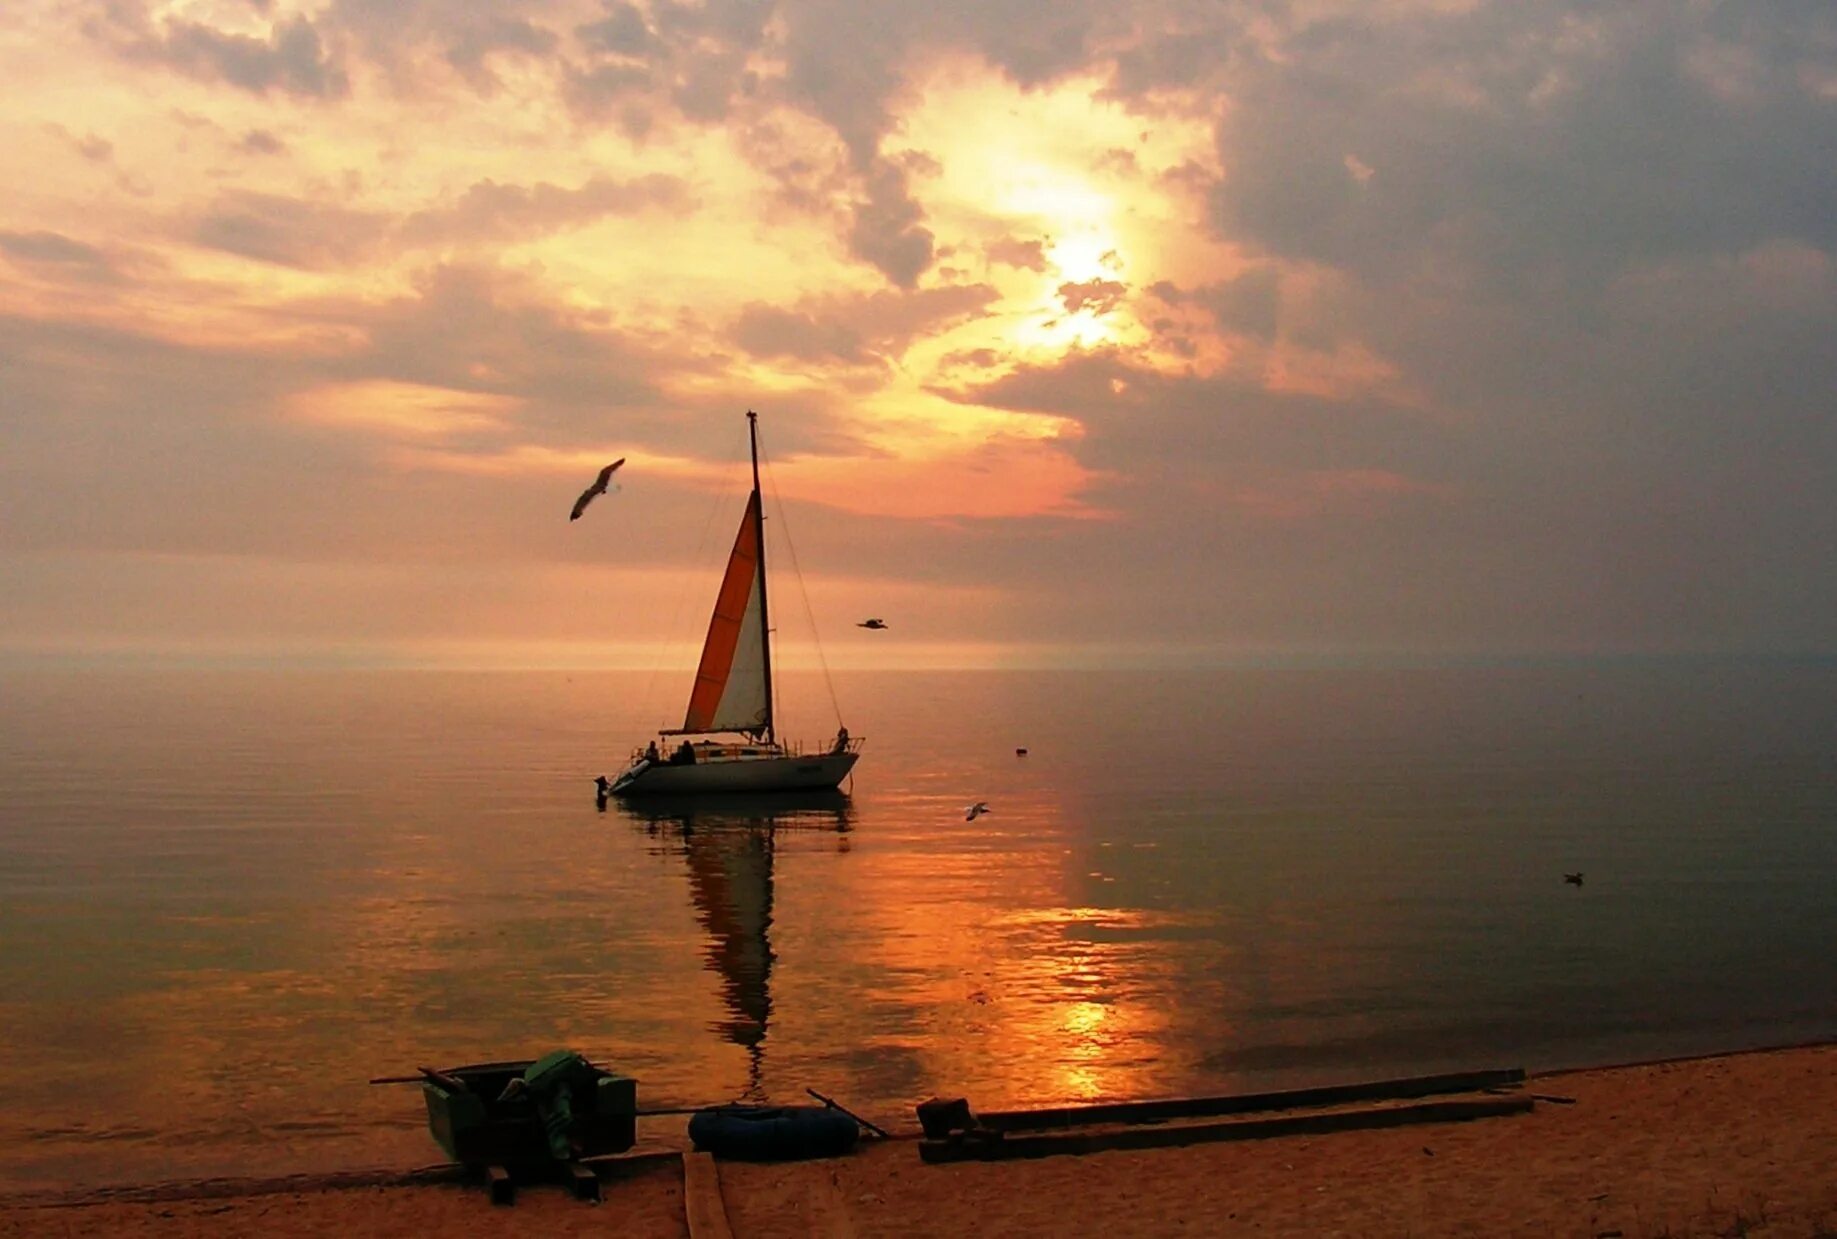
{"left": 611, "top": 750, "right": 857, "bottom": 796}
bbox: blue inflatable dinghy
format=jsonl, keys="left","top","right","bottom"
{"left": 688, "top": 1104, "right": 860, "bottom": 1161}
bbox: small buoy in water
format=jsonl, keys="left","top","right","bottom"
{"left": 1015, "top": 747, "right": 1028, "bottom": 756}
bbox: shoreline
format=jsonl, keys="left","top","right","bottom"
{"left": 7, "top": 1038, "right": 1835, "bottom": 1236}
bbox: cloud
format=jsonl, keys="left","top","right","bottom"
{"left": 191, "top": 191, "right": 394, "bottom": 269}
{"left": 985, "top": 237, "right": 1047, "bottom": 271}
{"left": 41, "top": 124, "right": 116, "bottom": 163}
{"left": 730, "top": 284, "right": 998, "bottom": 367}
{"left": 1150, "top": 268, "right": 1282, "bottom": 340}
{"left": 239, "top": 129, "right": 287, "bottom": 156}
{"left": 577, "top": 2, "right": 659, "bottom": 58}
{"left": 95, "top": 8, "right": 351, "bottom": 99}
{"left": 186, "top": 174, "right": 693, "bottom": 271}
{"left": 444, "top": 16, "right": 558, "bottom": 90}
{"left": 340, "top": 264, "right": 676, "bottom": 416}
{"left": 1205, "top": 4, "right": 1837, "bottom": 287}
{"left": 402, "top": 175, "right": 695, "bottom": 246}
{"left": 847, "top": 160, "right": 935, "bottom": 288}
{"left": 0, "top": 231, "right": 121, "bottom": 282}
{"left": 774, "top": 0, "right": 1116, "bottom": 163}
{"left": 1058, "top": 278, "right": 1128, "bottom": 316}
{"left": 732, "top": 305, "right": 870, "bottom": 366}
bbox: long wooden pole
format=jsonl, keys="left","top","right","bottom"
{"left": 972, "top": 1066, "right": 1527, "bottom": 1132}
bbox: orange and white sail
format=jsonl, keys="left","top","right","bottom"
{"left": 682, "top": 492, "right": 770, "bottom": 734}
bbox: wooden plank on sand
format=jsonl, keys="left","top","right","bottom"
{"left": 975, "top": 1067, "right": 1528, "bottom": 1132}
{"left": 920, "top": 1095, "right": 1535, "bottom": 1163}
{"left": 682, "top": 1151, "right": 735, "bottom": 1239}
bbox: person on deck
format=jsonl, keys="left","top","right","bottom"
{"left": 832, "top": 726, "right": 850, "bottom": 755}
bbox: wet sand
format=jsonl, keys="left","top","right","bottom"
{"left": 6, "top": 1043, "right": 1834, "bottom": 1238}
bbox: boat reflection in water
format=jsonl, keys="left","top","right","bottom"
{"left": 617, "top": 792, "right": 853, "bottom": 1095}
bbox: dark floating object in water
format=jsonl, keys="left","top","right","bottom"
{"left": 1015, "top": 747, "right": 1028, "bottom": 756}
{"left": 1564, "top": 872, "right": 1584, "bottom": 886}
{"left": 688, "top": 1104, "right": 861, "bottom": 1161}
{"left": 856, "top": 618, "right": 888, "bottom": 629}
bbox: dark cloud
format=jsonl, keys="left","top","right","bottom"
{"left": 1206, "top": 5, "right": 1837, "bottom": 287}
{"left": 96, "top": 8, "right": 351, "bottom": 99}
{"left": 192, "top": 191, "right": 393, "bottom": 269}
{"left": 847, "top": 160, "right": 934, "bottom": 288}
{"left": 984, "top": 237, "right": 1047, "bottom": 271}
{"left": 577, "top": 2, "right": 660, "bottom": 58}
{"left": 1151, "top": 268, "right": 1281, "bottom": 339}
{"left": 733, "top": 117, "right": 851, "bottom": 218}
{"left": 916, "top": 338, "right": 1832, "bottom": 653}
{"left": 732, "top": 305, "right": 870, "bottom": 365}
{"left": 188, "top": 174, "right": 693, "bottom": 271}
{"left": 559, "top": 60, "right": 658, "bottom": 133}
{"left": 239, "top": 129, "right": 287, "bottom": 156}
{"left": 730, "top": 284, "right": 998, "bottom": 367}
{"left": 76, "top": 132, "right": 115, "bottom": 161}
{"left": 1058, "top": 278, "right": 1128, "bottom": 316}
{"left": 339, "top": 264, "right": 677, "bottom": 416}
{"left": 444, "top": 16, "right": 559, "bottom": 90}
{"left": 954, "top": 346, "right": 1445, "bottom": 482}
{"left": 561, "top": 0, "right": 772, "bottom": 129}
{"left": 776, "top": 0, "right": 1119, "bottom": 163}
{"left": 0, "top": 231, "right": 120, "bottom": 282}
{"left": 402, "top": 175, "right": 694, "bottom": 246}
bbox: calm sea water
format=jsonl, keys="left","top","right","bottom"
{"left": 1, "top": 663, "right": 1834, "bottom": 1189}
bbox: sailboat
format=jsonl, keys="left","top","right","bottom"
{"left": 608, "top": 412, "right": 860, "bottom": 796}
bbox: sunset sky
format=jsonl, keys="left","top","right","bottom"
{"left": 4, "top": 1, "right": 1834, "bottom": 669}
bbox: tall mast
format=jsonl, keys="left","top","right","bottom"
{"left": 747, "top": 410, "right": 775, "bottom": 745}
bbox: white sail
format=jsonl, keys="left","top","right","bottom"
{"left": 683, "top": 492, "right": 770, "bottom": 735}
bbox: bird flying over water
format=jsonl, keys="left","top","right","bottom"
{"left": 857, "top": 618, "right": 888, "bottom": 630}
{"left": 1564, "top": 872, "right": 1584, "bottom": 886}
{"left": 965, "top": 802, "right": 990, "bottom": 821}
{"left": 570, "top": 459, "right": 625, "bottom": 521}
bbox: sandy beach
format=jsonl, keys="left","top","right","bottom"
{"left": 6, "top": 1043, "right": 1834, "bottom": 1238}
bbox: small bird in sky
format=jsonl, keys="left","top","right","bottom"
{"left": 857, "top": 618, "right": 888, "bottom": 630}
{"left": 1564, "top": 872, "right": 1584, "bottom": 886}
{"left": 965, "top": 802, "right": 991, "bottom": 821}
{"left": 569, "top": 459, "right": 625, "bottom": 521}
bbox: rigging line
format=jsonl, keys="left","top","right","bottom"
{"left": 759, "top": 442, "right": 845, "bottom": 730}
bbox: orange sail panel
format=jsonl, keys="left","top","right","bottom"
{"left": 683, "top": 493, "right": 770, "bottom": 733}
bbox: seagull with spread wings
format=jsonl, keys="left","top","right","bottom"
{"left": 570, "top": 459, "right": 625, "bottom": 521}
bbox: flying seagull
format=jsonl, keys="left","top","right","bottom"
{"left": 964, "top": 801, "right": 990, "bottom": 822}
{"left": 569, "top": 459, "right": 625, "bottom": 521}
{"left": 857, "top": 618, "right": 888, "bottom": 630}
{"left": 1564, "top": 872, "right": 1584, "bottom": 886}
